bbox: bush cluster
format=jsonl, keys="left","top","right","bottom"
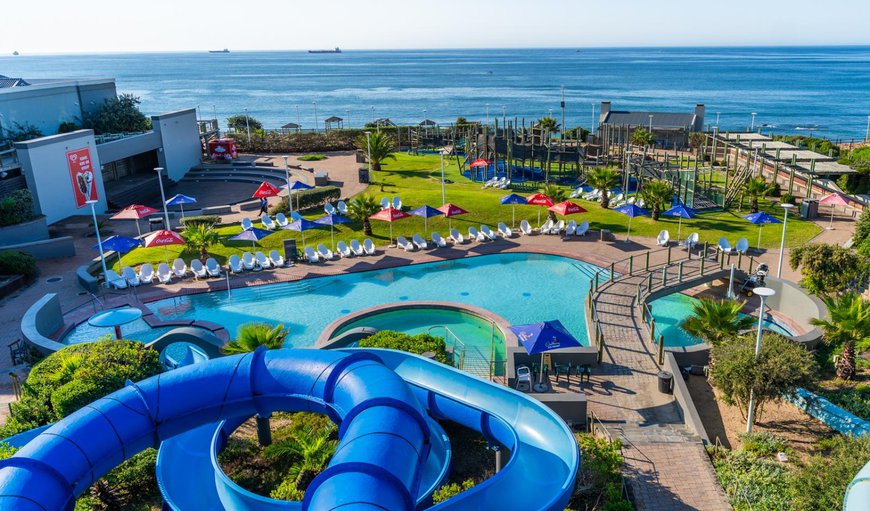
{"left": 179, "top": 214, "right": 222, "bottom": 228}
{"left": 297, "top": 154, "right": 327, "bottom": 161}
{"left": 0, "top": 189, "right": 35, "bottom": 226}
{"left": 358, "top": 330, "right": 448, "bottom": 363}
{"left": 565, "top": 434, "right": 632, "bottom": 511}
{"left": 268, "top": 186, "right": 341, "bottom": 216}
{"left": 0, "top": 250, "right": 37, "bottom": 279}
{"left": 229, "top": 130, "right": 363, "bottom": 153}
{"left": 816, "top": 385, "right": 870, "bottom": 421}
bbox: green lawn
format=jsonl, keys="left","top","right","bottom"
{"left": 112, "top": 153, "right": 822, "bottom": 270}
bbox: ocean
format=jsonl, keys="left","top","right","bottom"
{"left": 1, "top": 47, "right": 869, "bottom": 139}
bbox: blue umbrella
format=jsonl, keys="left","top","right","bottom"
{"left": 613, "top": 203, "right": 650, "bottom": 242}
{"left": 230, "top": 227, "right": 274, "bottom": 248}
{"left": 283, "top": 218, "right": 322, "bottom": 246}
{"left": 314, "top": 213, "right": 351, "bottom": 250}
{"left": 92, "top": 235, "right": 143, "bottom": 266}
{"left": 663, "top": 204, "right": 698, "bottom": 243}
{"left": 281, "top": 181, "right": 314, "bottom": 214}
{"left": 409, "top": 205, "right": 444, "bottom": 236}
{"left": 500, "top": 193, "right": 528, "bottom": 227}
{"left": 509, "top": 320, "right": 581, "bottom": 387}
{"left": 165, "top": 194, "right": 197, "bottom": 218}
{"left": 87, "top": 306, "right": 143, "bottom": 339}
{"left": 743, "top": 211, "right": 782, "bottom": 250}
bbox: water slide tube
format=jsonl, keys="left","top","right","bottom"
{"left": 0, "top": 348, "right": 579, "bottom": 510}
{"left": 844, "top": 460, "right": 870, "bottom": 511}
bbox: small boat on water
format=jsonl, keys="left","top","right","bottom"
{"left": 209, "top": 48, "right": 230, "bottom": 54}
{"left": 12, "top": 51, "right": 19, "bottom": 56}
{"left": 309, "top": 47, "right": 341, "bottom": 54}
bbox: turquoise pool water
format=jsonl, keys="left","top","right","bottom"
{"left": 649, "top": 293, "right": 794, "bottom": 347}
{"left": 146, "top": 253, "right": 601, "bottom": 349}
{"left": 63, "top": 318, "right": 183, "bottom": 345}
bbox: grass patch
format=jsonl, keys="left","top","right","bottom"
{"left": 298, "top": 154, "right": 327, "bottom": 161}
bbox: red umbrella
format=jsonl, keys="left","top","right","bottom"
{"left": 111, "top": 204, "right": 159, "bottom": 236}
{"left": 548, "top": 201, "right": 587, "bottom": 216}
{"left": 468, "top": 158, "right": 492, "bottom": 181}
{"left": 252, "top": 181, "right": 280, "bottom": 198}
{"left": 437, "top": 203, "right": 468, "bottom": 230}
{"left": 370, "top": 207, "right": 411, "bottom": 246}
{"left": 144, "top": 229, "right": 185, "bottom": 263}
{"left": 819, "top": 192, "right": 851, "bottom": 229}
{"left": 527, "top": 193, "right": 554, "bottom": 225}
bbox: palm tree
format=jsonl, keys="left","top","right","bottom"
{"left": 743, "top": 177, "right": 776, "bottom": 213}
{"left": 266, "top": 425, "right": 338, "bottom": 493}
{"left": 631, "top": 128, "right": 654, "bottom": 147}
{"left": 810, "top": 292, "right": 870, "bottom": 380}
{"left": 183, "top": 224, "right": 220, "bottom": 262}
{"left": 223, "top": 323, "right": 288, "bottom": 355}
{"left": 585, "top": 167, "right": 621, "bottom": 209}
{"left": 540, "top": 183, "right": 567, "bottom": 222}
{"left": 681, "top": 298, "right": 755, "bottom": 346}
{"left": 355, "top": 131, "right": 396, "bottom": 173}
{"left": 689, "top": 132, "right": 706, "bottom": 154}
{"left": 347, "top": 194, "right": 381, "bottom": 236}
{"left": 639, "top": 179, "right": 673, "bottom": 220}
{"left": 536, "top": 116, "right": 559, "bottom": 133}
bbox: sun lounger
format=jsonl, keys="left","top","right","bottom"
{"left": 551, "top": 220, "right": 565, "bottom": 235}
{"left": 304, "top": 246, "right": 321, "bottom": 263}
{"left": 139, "top": 263, "right": 155, "bottom": 284}
{"left": 685, "top": 232, "right": 700, "bottom": 250}
{"left": 317, "top": 244, "right": 335, "bottom": 260}
{"left": 498, "top": 222, "right": 513, "bottom": 237}
{"left": 520, "top": 220, "right": 533, "bottom": 235}
{"left": 735, "top": 238, "right": 749, "bottom": 254}
{"left": 269, "top": 250, "right": 285, "bottom": 267}
{"left": 206, "top": 258, "right": 221, "bottom": 276}
{"left": 380, "top": 197, "right": 390, "bottom": 210}
{"left": 191, "top": 259, "right": 208, "bottom": 279}
{"left": 396, "top": 236, "right": 416, "bottom": 251}
{"left": 241, "top": 218, "right": 253, "bottom": 230}
{"left": 481, "top": 225, "right": 498, "bottom": 240}
{"left": 261, "top": 216, "right": 276, "bottom": 229}
{"left": 516, "top": 365, "right": 532, "bottom": 392}
{"left": 337, "top": 241, "right": 353, "bottom": 257}
{"left": 275, "top": 213, "right": 289, "bottom": 227}
{"left": 228, "top": 255, "right": 244, "bottom": 274}
{"left": 255, "top": 251, "right": 272, "bottom": 269}
{"left": 392, "top": 197, "right": 402, "bottom": 210}
{"left": 718, "top": 236, "right": 732, "bottom": 255}
{"left": 498, "top": 179, "right": 511, "bottom": 189}
{"left": 569, "top": 188, "right": 582, "bottom": 199}
{"left": 583, "top": 189, "right": 600, "bottom": 200}
{"left": 449, "top": 228, "right": 466, "bottom": 244}
{"left": 290, "top": 211, "right": 302, "bottom": 221}
{"left": 565, "top": 220, "right": 577, "bottom": 236}
{"left": 657, "top": 230, "right": 670, "bottom": 246}
{"left": 363, "top": 238, "right": 376, "bottom": 255}
{"left": 157, "top": 263, "right": 173, "bottom": 283}
{"left": 432, "top": 232, "right": 448, "bottom": 247}
{"left": 482, "top": 177, "right": 497, "bottom": 188}
{"left": 324, "top": 203, "right": 336, "bottom": 215}
{"left": 172, "top": 258, "right": 187, "bottom": 278}
{"left": 121, "top": 267, "right": 140, "bottom": 287}
{"left": 242, "top": 252, "right": 256, "bottom": 270}
{"left": 468, "top": 227, "right": 486, "bottom": 242}
{"left": 412, "top": 233, "right": 429, "bottom": 249}
{"left": 576, "top": 221, "right": 589, "bottom": 236}
{"left": 350, "top": 239, "right": 365, "bottom": 256}
{"left": 539, "top": 219, "right": 554, "bottom": 234}
{"left": 337, "top": 201, "right": 348, "bottom": 215}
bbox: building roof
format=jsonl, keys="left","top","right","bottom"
{"left": 324, "top": 116, "right": 343, "bottom": 123}
{"left": 281, "top": 122, "right": 300, "bottom": 129}
{"left": 420, "top": 119, "right": 437, "bottom": 126}
{"left": 720, "top": 132, "right": 771, "bottom": 142}
{"left": 373, "top": 118, "right": 396, "bottom": 127}
{"left": 601, "top": 110, "right": 695, "bottom": 128}
{"left": 0, "top": 75, "right": 29, "bottom": 88}
{"left": 763, "top": 149, "right": 835, "bottom": 162}
{"left": 796, "top": 160, "right": 856, "bottom": 175}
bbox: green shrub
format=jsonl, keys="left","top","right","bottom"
{"left": 268, "top": 186, "right": 341, "bottom": 216}
{"left": 739, "top": 432, "right": 789, "bottom": 458}
{"left": 0, "top": 189, "right": 35, "bottom": 226}
{"left": 789, "top": 435, "right": 870, "bottom": 511}
{"left": 58, "top": 121, "right": 79, "bottom": 134}
{"left": 229, "top": 130, "right": 363, "bottom": 154}
{"left": 179, "top": 215, "right": 221, "bottom": 228}
{"left": 567, "top": 434, "right": 632, "bottom": 511}
{"left": 74, "top": 449, "right": 160, "bottom": 511}
{"left": 433, "top": 479, "right": 475, "bottom": 504}
{"left": 0, "top": 250, "right": 37, "bottom": 279}
{"left": 358, "top": 330, "right": 448, "bottom": 363}
{"left": 780, "top": 193, "right": 795, "bottom": 205}
{"left": 816, "top": 385, "right": 870, "bottom": 420}
{"left": 298, "top": 154, "right": 327, "bottom": 161}
{"left": 0, "top": 443, "right": 17, "bottom": 461}
{"left": 710, "top": 447, "right": 792, "bottom": 511}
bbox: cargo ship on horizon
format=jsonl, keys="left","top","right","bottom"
{"left": 309, "top": 47, "right": 341, "bottom": 54}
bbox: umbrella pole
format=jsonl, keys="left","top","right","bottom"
{"left": 331, "top": 225, "right": 335, "bottom": 252}
{"left": 537, "top": 208, "right": 541, "bottom": 227}
{"left": 829, "top": 207, "right": 835, "bottom": 230}
{"left": 163, "top": 246, "right": 169, "bottom": 265}
{"left": 757, "top": 225, "right": 762, "bottom": 250}
{"left": 626, "top": 216, "right": 632, "bottom": 242}
{"left": 135, "top": 219, "right": 141, "bottom": 237}
{"left": 677, "top": 216, "right": 682, "bottom": 243}
{"left": 389, "top": 223, "right": 394, "bottom": 246}
{"left": 180, "top": 203, "right": 184, "bottom": 220}
{"left": 424, "top": 217, "right": 428, "bottom": 237}
{"left": 539, "top": 353, "right": 545, "bottom": 385}
{"left": 512, "top": 205, "right": 516, "bottom": 228}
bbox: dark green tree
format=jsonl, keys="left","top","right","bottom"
{"left": 681, "top": 298, "right": 755, "bottom": 346}
{"left": 789, "top": 243, "right": 866, "bottom": 295}
{"left": 585, "top": 167, "right": 621, "bottom": 209}
{"left": 83, "top": 94, "right": 151, "bottom": 134}
{"left": 810, "top": 292, "right": 870, "bottom": 380}
{"left": 639, "top": 179, "right": 673, "bottom": 220}
{"left": 227, "top": 114, "right": 263, "bottom": 132}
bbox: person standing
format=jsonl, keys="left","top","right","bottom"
{"left": 258, "top": 197, "right": 269, "bottom": 216}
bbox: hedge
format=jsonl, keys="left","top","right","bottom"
{"left": 358, "top": 330, "right": 448, "bottom": 363}
{"left": 269, "top": 186, "right": 341, "bottom": 216}
{"left": 0, "top": 190, "right": 35, "bottom": 227}
{"left": 0, "top": 250, "right": 37, "bottom": 279}
{"left": 180, "top": 215, "right": 222, "bottom": 228}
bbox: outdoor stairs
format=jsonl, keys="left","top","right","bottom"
{"left": 458, "top": 346, "right": 492, "bottom": 380}
{"left": 723, "top": 164, "right": 752, "bottom": 208}
{"left": 181, "top": 167, "right": 288, "bottom": 187}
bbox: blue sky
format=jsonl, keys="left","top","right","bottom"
{"left": 6, "top": 0, "right": 870, "bottom": 53}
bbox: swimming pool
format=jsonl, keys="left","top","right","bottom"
{"left": 63, "top": 318, "right": 184, "bottom": 345}
{"left": 649, "top": 292, "right": 794, "bottom": 347}
{"left": 146, "top": 253, "right": 601, "bottom": 350}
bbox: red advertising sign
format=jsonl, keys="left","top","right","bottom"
{"left": 67, "top": 147, "right": 97, "bottom": 208}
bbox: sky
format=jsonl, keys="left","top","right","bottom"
{"left": 5, "top": 0, "right": 870, "bottom": 54}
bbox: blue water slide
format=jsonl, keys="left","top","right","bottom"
{"left": 845, "top": 460, "right": 870, "bottom": 511}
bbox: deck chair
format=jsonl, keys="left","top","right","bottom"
{"left": 565, "top": 220, "right": 577, "bottom": 236}
{"left": 241, "top": 218, "right": 253, "bottom": 230}
{"left": 380, "top": 197, "right": 390, "bottom": 210}
{"left": 480, "top": 225, "right": 497, "bottom": 240}
{"left": 228, "top": 255, "right": 244, "bottom": 274}
{"left": 269, "top": 250, "right": 285, "bottom": 266}
{"left": 498, "top": 222, "right": 513, "bottom": 237}
{"left": 432, "top": 232, "right": 448, "bottom": 247}
{"left": 363, "top": 239, "right": 376, "bottom": 255}
{"left": 157, "top": 263, "right": 172, "bottom": 283}
{"left": 206, "top": 258, "right": 221, "bottom": 276}
{"left": 468, "top": 227, "right": 486, "bottom": 242}
{"left": 718, "top": 237, "right": 732, "bottom": 255}
{"left": 516, "top": 365, "right": 532, "bottom": 392}
{"left": 171, "top": 258, "right": 187, "bottom": 278}
{"left": 520, "top": 220, "right": 533, "bottom": 235}
{"left": 396, "top": 236, "right": 416, "bottom": 251}
{"left": 255, "top": 251, "right": 272, "bottom": 269}
{"left": 449, "top": 228, "right": 466, "bottom": 244}
{"left": 317, "top": 244, "right": 335, "bottom": 260}
{"left": 576, "top": 221, "right": 589, "bottom": 236}
{"left": 337, "top": 201, "right": 348, "bottom": 215}
{"left": 735, "top": 238, "right": 749, "bottom": 254}
{"left": 350, "top": 239, "right": 365, "bottom": 256}
{"left": 304, "top": 246, "right": 321, "bottom": 263}
{"left": 139, "top": 263, "right": 155, "bottom": 284}
{"left": 657, "top": 230, "right": 670, "bottom": 246}
{"left": 275, "top": 213, "right": 289, "bottom": 227}
{"left": 191, "top": 259, "right": 208, "bottom": 279}
{"left": 261, "top": 216, "right": 277, "bottom": 230}
{"left": 412, "top": 234, "right": 429, "bottom": 249}
{"left": 242, "top": 252, "right": 256, "bottom": 270}
{"left": 337, "top": 241, "right": 353, "bottom": 258}
{"left": 121, "top": 267, "right": 140, "bottom": 287}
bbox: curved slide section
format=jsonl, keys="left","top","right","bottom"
{"left": 845, "top": 460, "right": 870, "bottom": 511}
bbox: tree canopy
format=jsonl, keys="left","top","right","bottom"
{"left": 788, "top": 243, "right": 866, "bottom": 295}
{"left": 227, "top": 114, "right": 263, "bottom": 132}
{"left": 83, "top": 94, "right": 151, "bottom": 134}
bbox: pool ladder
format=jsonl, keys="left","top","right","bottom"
{"left": 426, "top": 326, "right": 491, "bottom": 380}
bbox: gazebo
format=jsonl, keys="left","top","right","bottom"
{"left": 281, "top": 122, "right": 301, "bottom": 133}
{"left": 373, "top": 118, "right": 396, "bottom": 128}
{"left": 324, "top": 116, "right": 344, "bottom": 131}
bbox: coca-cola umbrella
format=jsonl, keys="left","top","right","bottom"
{"left": 252, "top": 181, "right": 281, "bottom": 198}
{"left": 436, "top": 203, "right": 469, "bottom": 230}
{"left": 548, "top": 201, "right": 587, "bottom": 217}
{"left": 819, "top": 192, "right": 851, "bottom": 230}
{"left": 144, "top": 229, "right": 185, "bottom": 263}
{"left": 370, "top": 207, "right": 411, "bottom": 246}
{"left": 526, "top": 193, "right": 554, "bottom": 225}
{"left": 111, "top": 204, "right": 159, "bottom": 236}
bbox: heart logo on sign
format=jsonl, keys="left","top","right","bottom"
{"left": 75, "top": 171, "right": 94, "bottom": 199}
{"left": 70, "top": 154, "right": 78, "bottom": 162}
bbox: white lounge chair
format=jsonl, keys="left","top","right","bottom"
{"left": 516, "top": 365, "right": 532, "bottom": 392}
{"left": 735, "top": 238, "right": 749, "bottom": 254}
{"left": 657, "top": 230, "right": 670, "bottom": 247}
{"left": 363, "top": 238, "right": 376, "bottom": 255}
{"left": 432, "top": 232, "right": 448, "bottom": 247}
{"left": 121, "top": 267, "right": 140, "bottom": 287}
{"left": 498, "top": 179, "right": 511, "bottom": 189}
{"left": 317, "top": 244, "right": 335, "bottom": 260}
{"left": 396, "top": 236, "right": 416, "bottom": 251}
{"left": 480, "top": 225, "right": 497, "bottom": 241}
{"left": 172, "top": 258, "right": 187, "bottom": 279}
{"left": 261, "top": 216, "right": 276, "bottom": 230}
{"left": 350, "top": 239, "right": 365, "bottom": 256}
{"left": 228, "top": 255, "right": 244, "bottom": 274}
{"left": 685, "top": 232, "right": 700, "bottom": 250}
{"left": 565, "top": 220, "right": 577, "bottom": 236}
{"left": 139, "top": 263, "right": 155, "bottom": 284}
{"left": 275, "top": 213, "right": 289, "bottom": 227}
{"left": 520, "top": 220, "right": 533, "bottom": 235}
{"left": 392, "top": 197, "right": 402, "bottom": 210}
{"left": 576, "top": 221, "right": 589, "bottom": 236}
{"left": 380, "top": 197, "right": 390, "bottom": 210}
{"left": 718, "top": 236, "right": 732, "bottom": 255}
{"left": 191, "top": 259, "right": 208, "bottom": 279}
{"left": 412, "top": 234, "right": 429, "bottom": 249}
{"left": 468, "top": 227, "right": 486, "bottom": 242}
{"left": 255, "top": 251, "right": 272, "bottom": 269}
{"left": 583, "top": 188, "right": 600, "bottom": 200}
{"left": 551, "top": 220, "right": 565, "bottom": 235}
{"left": 498, "top": 222, "right": 513, "bottom": 237}
{"left": 157, "top": 263, "right": 172, "bottom": 284}
{"left": 206, "top": 258, "right": 221, "bottom": 276}
{"left": 242, "top": 252, "right": 256, "bottom": 270}
{"left": 241, "top": 218, "right": 253, "bottom": 230}
{"left": 324, "top": 203, "right": 336, "bottom": 215}
{"left": 290, "top": 211, "right": 302, "bottom": 221}
{"left": 449, "top": 228, "right": 466, "bottom": 244}
{"left": 483, "top": 176, "right": 498, "bottom": 188}
{"left": 304, "top": 246, "right": 321, "bottom": 263}
{"left": 539, "top": 219, "right": 554, "bottom": 234}
{"left": 269, "top": 249, "right": 285, "bottom": 267}
{"left": 337, "top": 201, "right": 348, "bottom": 215}
{"left": 337, "top": 241, "right": 353, "bottom": 258}
{"left": 569, "top": 188, "right": 583, "bottom": 199}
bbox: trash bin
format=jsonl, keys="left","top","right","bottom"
{"left": 600, "top": 229, "right": 611, "bottom": 241}
{"left": 657, "top": 371, "right": 673, "bottom": 394}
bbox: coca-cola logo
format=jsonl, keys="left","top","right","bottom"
{"left": 153, "top": 236, "right": 178, "bottom": 244}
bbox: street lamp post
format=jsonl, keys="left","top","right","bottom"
{"left": 777, "top": 203, "right": 795, "bottom": 278}
{"left": 486, "top": 104, "right": 490, "bottom": 125}
{"left": 87, "top": 199, "right": 109, "bottom": 288}
{"left": 313, "top": 101, "right": 318, "bottom": 133}
{"left": 244, "top": 108, "right": 251, "bottom": 145}
{"left": 866, "top": 115, "right": 870, "bottom": 142}
{"left": 648, "top": 114, "right": 653, "bottom": 133}
{"left": 591, "top": 103, "right": 596, "bottom": 138}
{"left": 751, "top": 112, "right": 757, "bottom": 131}
{"left": 746, "top": 287, "right": 776, "bottom": 433}
{"left": 365, "top": 131, "right": 373, "bottom": 184}
{"left": 716, "top": 112, "right": 721, "bottom": 128}
{"left": 439, "top": 148, "right": 447, "bottom": 204}
{"left": 295, "top": 105, "right": 300, "bottom": 128}
{"left": 154, "top": 167, "right": 170, "bottom": 229}
{"left": 282, "top": 155, "right": 293, "bottom": 217}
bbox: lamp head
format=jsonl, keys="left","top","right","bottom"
{"left": 754, "top": 287, "right": 775, "bottom": 298}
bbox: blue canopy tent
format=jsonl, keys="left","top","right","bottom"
{"left": 282, "top": 218, "right": 323, "bottom": 246}
{"left": 508, "top": 320, "right": 581, "bottom": 391}
{"left": 165, "top": 194, "right": 197, "bottom": 219}
{"left": 91, "top": 235, "right": 143, "bottom": 267}
{"left": 743, "top": 211, "right": 781, "bottom": 250}
{"left": 500, "top": 193, "right": 528, "bottom": 227}
{"left": 408, "top": 205, "right": 443, "bottom": 236}
{"left": 281, "top": 180, "right": 314, "bottom": 215}
{"left": 662, "top": 204, "right": 697, "bottom": 243}
{"left": 314, "top": 213, "right": 351, "bottom": 251}
{"left": 613, "top": 203, "right": 650, "bottom": 242}
{"left": 229, "top": 227, "right": 274, "bottom": 248}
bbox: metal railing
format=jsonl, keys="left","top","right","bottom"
{"left": 428, "top": 325, "right": 467, "bottom": 370}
